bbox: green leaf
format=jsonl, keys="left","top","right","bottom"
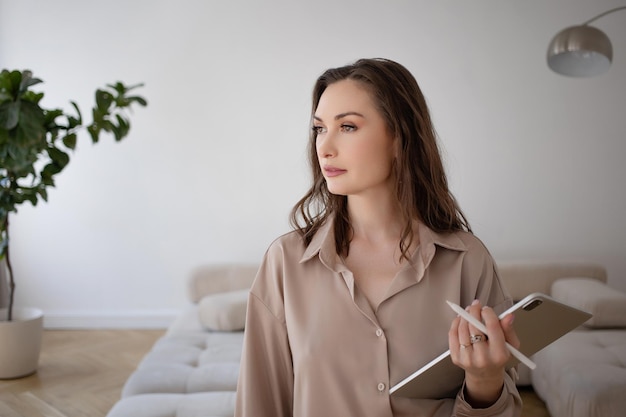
{"left": 47, "top": 147, "right": 70, "bottom": 169}
{"left": 114, "top": 115, "right": 130, "bottom": 140}
{"left": 70, "top": 101, "right": 83, "bottom": 125}
{"left": 5, "top": 70, "right": 23, "bottom": 98}
{"left": 87, "top": 123, "right": 100, "bottom": 143}
{"left": 66, "top": 116, "right": 80, "bottom": 130}
{"left": 38, "top": 187, "right": 48, "bottom": 202}
{"left": 0, "top": 101, "right": 20, "bottom": 130}
{"left": 109, "top": 123, "right": 122, "bottom": 141}
{"left": 62, "top": 133, "right": 77, "bottom": 149}
{"left": 124, "top": 82, "right": 144, "bottom": 92}
{"left": 106, "top": 82, "right": 126, "bottom": 95}
{"left": 24, "top": 190, "right": 38, "bottom": 206}
{"left": 101, "top": 120, "right": 114, "bottom": 133}
{"left": 43, "top": 108, "right": 64, "bottom": 124}
{"left": 22, "top": 91, "right": 44, "bottom": 104}
{"left": 95, "top": 89, "right": 113, "bottom": 112}
{"left": 41, "top": 163, "right": 60, "bottom": 185}
{"left": 0, "top": 69, "right": 12, "bottom": 92}
{"left": 0, "top": 127, "right": 8, "bottom": 145}
{"left": 19, "top": 70, "right": 42, "bottom": 93}
{"left": 127, "top": 95, "right": 148, "bottom": 106}
{"left": 15, "top": 101, "right": 46, "bottom": 146}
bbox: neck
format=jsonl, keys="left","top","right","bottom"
{"left": 347, "top": 193, "right": 404, "bottom": 244}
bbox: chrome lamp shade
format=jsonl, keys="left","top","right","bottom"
{"left": 547, "top": 25, "right": 613, "bottom": 77}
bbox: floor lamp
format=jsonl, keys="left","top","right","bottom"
{"left": 547, "top": 6, "right": 626, "bottom": 77}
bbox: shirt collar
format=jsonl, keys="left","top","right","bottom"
{"left": 418, "top": 222, "right": 468, "bottom": 252}
{"left": 300, "top": 215, "right": 468, "bottom": 266}
{"left": 300, "top": 218, "right": 336, "bottom": 266}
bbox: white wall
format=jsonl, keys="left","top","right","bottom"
{"left": 1, "top": 0, "right": 625, "bottom": 328}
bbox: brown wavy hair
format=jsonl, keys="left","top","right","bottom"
{"left": 290, "top": 58, "right": 471, "bottom": 260}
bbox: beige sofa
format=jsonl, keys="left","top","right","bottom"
{"left": 106, "top": 261, "right": 626, "bottom": 417}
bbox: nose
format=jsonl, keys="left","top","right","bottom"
{"left": 316, "top": 131, "right": 337, "bottom": 159}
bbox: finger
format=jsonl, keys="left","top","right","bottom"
{"left": 458, "top": 308, "right": 472, "bottom": 348}
{"left": 481, "top": 306, "right": 511, "bottom": 365}
{"left": 449, "top": 316, "right": 462, "bottom": 359}
{"left": 481, "top": 306, "right": 505, "bottom": 345}
{"left": 500, "top": 313, "right": 520, "bottom": 349}
{"left": 455, "top": 305, "right": 477, "bottom": 365}
{"left": 467, "top": 300, "right": 487, "bottom": 342}
{"left": 450, "top": 316, "right": 474, "bottom": 366}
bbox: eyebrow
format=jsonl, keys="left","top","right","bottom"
{"left": 313, "top": 111, "right": 365, "bottom": 122}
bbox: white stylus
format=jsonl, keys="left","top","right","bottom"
{"left": 446, "top": 300, "right": 536, "bottom": 370}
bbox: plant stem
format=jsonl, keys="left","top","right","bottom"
{"left": 4, "top": 215, "right": 15, "bottom": 322}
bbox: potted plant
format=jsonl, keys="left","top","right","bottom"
{"left": 0, "top": 69, "right": 147, "bottom": 378}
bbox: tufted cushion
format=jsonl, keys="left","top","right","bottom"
{"left": 531, "top": 330, "right": 626, "bottom": 417}
{"left": 551, "top": 278, "right": 626, "bottom": 328}
{"left": 107, "top": 392, "right": 236, "bottom": 417}
{"left": 122, "top": 332, "right": 243, "bottom": 397}
{"left": 198, "top": 289, "right": 249, "bottom": 331}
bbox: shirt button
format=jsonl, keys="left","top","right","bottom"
{"left": 376, "top": 328, "right": 383, "bottom": 337}
{"left": 377, "top": 382, "right": 386, "bottom": 392}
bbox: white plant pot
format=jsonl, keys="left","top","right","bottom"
{"left": 0, "top": 307, "right": 44, "bottom": 379}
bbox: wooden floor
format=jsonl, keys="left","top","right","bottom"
{"left": 0, "top": 329, "right": 164, "bottom": 417}
{"left": 519, "top": 386, "right": 551, "bottom": 417}
{"left": 0, "top": 329, "right": 550, "bottom": 417}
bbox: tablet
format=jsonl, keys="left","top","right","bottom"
{"left": 389, "top": 292, "right": 592, "bottom": 399}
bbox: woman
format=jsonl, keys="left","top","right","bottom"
{"left": 235, "top": 58, "right": 522, "bottom": 417}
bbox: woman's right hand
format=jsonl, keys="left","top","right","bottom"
{"left": 448, "top": 300, "right": 519, "bottom": 408}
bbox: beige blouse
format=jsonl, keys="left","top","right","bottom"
{"left": 235, "top": 218, "right": 522, "bottom": 417}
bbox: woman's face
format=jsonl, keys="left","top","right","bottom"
{"left": 313, "top": 79, "right": 396, "bottom": 198}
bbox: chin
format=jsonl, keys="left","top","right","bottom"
{"left": 325, "top": 184, "right": 350, "bottom": 196}
{"left": 327, "top": 189, "right": 348, "bottom": 196}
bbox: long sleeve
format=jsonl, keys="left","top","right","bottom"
{"left": 234, "top": 292, "right": 294, "bottom": 417}
{"left": 453, "top": 368, "right": 522, "bottom": 417}
{"left": 452, "top": 249, "right": 523, "bottom": 417}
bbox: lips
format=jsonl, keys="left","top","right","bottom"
{"left": 323, "top": 166, "right": 347, "bottom": 177}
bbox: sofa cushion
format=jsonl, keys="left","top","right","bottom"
{"left": 198, "top": 289, "right": 249, "bottom": 331}
{"left": 552, "top": 278, "right": 626, "bottom": 328}
{"left": 188, "top": 264, "right": 258, "bottom": 303}
{"left": 122, "top": 332, "right": 243, "bottom": 398}
{"left": 107, "top": 392, "right": 236, "bottom": 417}
{"left": 531, "top": 330, "right": 626, "bottom": 417}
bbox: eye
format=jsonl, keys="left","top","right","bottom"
{"left": 340, "top": 124, "right": 356, "bottom": 132}
{"left": 312, "top": 125, "right": 326, "bottom": 134}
